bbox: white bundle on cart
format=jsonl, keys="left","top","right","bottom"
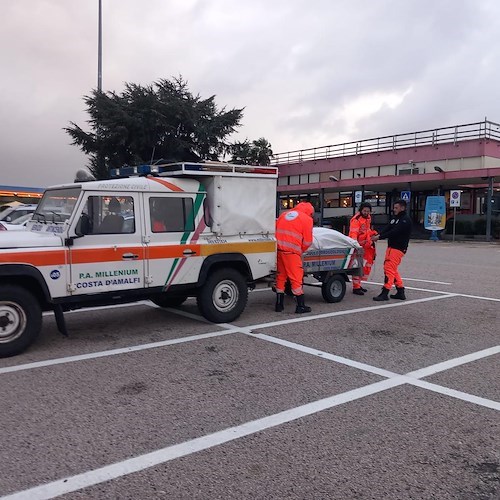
{"left": 309, "top": 227, "right": 361, "bottom": 250}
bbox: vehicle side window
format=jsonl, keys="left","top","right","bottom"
{"left": 85, "top": 195, "right": 135, "bottom": 234}
{"left": 149, "top": 197, "right": 195, "bottom": 233}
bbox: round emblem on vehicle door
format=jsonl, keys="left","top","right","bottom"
{"left": 50, "top": 270, "right": 61, "bottom": 280}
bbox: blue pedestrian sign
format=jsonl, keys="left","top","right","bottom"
{"left": 400, "top": 191, "right": 411, "bottom": 202}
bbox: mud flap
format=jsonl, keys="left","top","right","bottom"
{"left": 53, "top": 305, "right": 68, "bottom": 337}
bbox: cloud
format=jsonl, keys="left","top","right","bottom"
{"left": 2, "top": 0, "right": 500, "bottom": 187}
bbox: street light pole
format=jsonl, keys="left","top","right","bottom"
{"left": 486, "top": 177, "right": 494, "bottom": 242}
{"left": 98, "top": 0, "right": 102, "bottom": 92}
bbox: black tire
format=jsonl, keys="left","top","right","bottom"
{"left": 197, "top": 268, "right": 248, "bottom": 323}
{"left": 0, "top": 285, "right": 42, "bottom": 357}
{"left": 321, "top": 275, "right": 346, "bottom": 303}
{"left": 150, "top": 294, "right": 188, "bottom": 308}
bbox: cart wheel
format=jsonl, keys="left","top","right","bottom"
{"left": 321, "top": 275, "right": 346, "bottom": 303}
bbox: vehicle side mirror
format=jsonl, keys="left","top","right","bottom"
{"left": 5, "top": 216, "right": 12, "bottom": 222}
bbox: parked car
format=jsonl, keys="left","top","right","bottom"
{"left": 0, "top": 213, "right": 33, "bottom": 231}
{"left": 0, "top": 201, "right": 23, "bottom": 214}
{"left": 0, "top": 204, "right": 37, "bottom": 223}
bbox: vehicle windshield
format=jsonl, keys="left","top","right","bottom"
{"left": 34, "top": 188, "right": 81, "bottom": 223}
{"left": 11, "top": 213, "right": 33, "bottom": 225}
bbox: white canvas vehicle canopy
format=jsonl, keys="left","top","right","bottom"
{"left": 203, "top": 176, "right": 276, "bottom": 236}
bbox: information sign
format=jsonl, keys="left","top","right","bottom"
{"left": 450, "top": 190, "right": 461, "bottom": 208}
{"left": 401, "top": 191, "right": 411, "bottom": 202}
{"left": 424, "top": 196, "right": 446, "bottom": 231}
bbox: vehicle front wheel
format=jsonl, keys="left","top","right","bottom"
{"left": 321, "top": 275, "right": 346, "bottom": 303}
{"left": 197, "top": 268, "right": 248, "bottom": 323}
{"left": 0, "top": 285, "right": 42, "bottom": 357}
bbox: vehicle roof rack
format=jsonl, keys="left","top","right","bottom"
{"left": 110, "top": 161, "right": 278, "bottom": 179}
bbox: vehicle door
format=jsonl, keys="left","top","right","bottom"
{"left": 144, "top": 193, "right": 205, "bottom": 290}
{"left": 68, "top": 192, "right": 146, "bottom": 295}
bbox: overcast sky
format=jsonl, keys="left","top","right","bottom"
{"left": 2, "top": 0, "right": 500, "bottom": 187}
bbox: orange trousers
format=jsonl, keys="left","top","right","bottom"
{"left": 276, "top": 251, "right": 304, "bottom": 295}
{"left": 352, "top": 245, "right": 376, "bottom": 289}
{"left": 383, "top": 247, "right": 405, "bottom": 290}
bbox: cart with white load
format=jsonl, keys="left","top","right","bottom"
{"left": 300, "top": 227, "right": 364, "bottom": 303}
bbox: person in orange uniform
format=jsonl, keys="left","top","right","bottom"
{"left": 275, "top": 201, "right": 314, "bottom": 313}
{"left": 349, "top": 202, "right": 378, "bottom": 295}
{"left": 371, "top": 199, "right": 412, "bottom": 301}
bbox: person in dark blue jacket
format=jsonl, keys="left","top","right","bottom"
{"left": 371, "top": 199, "right": 412, "bottom": 301}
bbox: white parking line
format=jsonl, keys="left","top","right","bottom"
{"left": 246, "top": 332, "right": 500, "bottom": 411}
{"left": 0, "top": 330, "right": 237, "bottom": 375}
{"left": 3, "top": 289, "right": 499, "bottom": 498}
{"left": 405, "top": 345, "right": 500, "bottom": 379}
{"left": 244, "top": 333, "right": 399, "bottom": 378}
{"left": 453, "top": 293, "right": 500, "bottom": 302}
{"left": 401, "top": 278, "right": 452, "bottom": 285}
{"left": 3, "top": 341, "right": 499, "bottom": 499}
{"left": 4, "top": 294, "right": 455, "bottom": 375}
{"left": 1, "top": 377, "right": 407, "bottom": 500}
{"left": 246, "top": 294, "right": 457, "bottom": 330}
{"left": 242, "top": 331, "right": 500, "bottom": 412}
{"left": 407, "top": 378, "right": 500, "bottom": 411}
{"left": 42, "top": 300, "right": 153, "bottom": 317}
{"left": 366, "top": 281, "right": 453, "bottom": 295}
{"left": 367, "top": 281, "right": 500, "bottom": 302}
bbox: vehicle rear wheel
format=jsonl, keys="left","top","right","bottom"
{"left": 197, "top": 268, "right": 248, "bottom": 323}
{"left": 321, "top": 275, "right": 346, "bottom": 303}
{"left": 150, "top": 294, "right": 188, "bottom": 308}
{"left": 0, "top": 285, "right": 42, "bottom": 357}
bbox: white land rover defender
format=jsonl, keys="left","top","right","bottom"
{"left": 0, "top": 162, "right": 277, "bottom": 357}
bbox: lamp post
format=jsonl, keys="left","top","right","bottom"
{"left": 486, "top": 177, "right": 494, "bottom": 242}
{"left": 98, "top": 0, "right": 102, "bottom": 91}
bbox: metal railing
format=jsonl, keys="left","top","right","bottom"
{"left": 271, "top": 119, "right": 500, "bottom": 165}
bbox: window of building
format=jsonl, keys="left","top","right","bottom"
{"left": 300, "top": 174, "right": 309, "bottom": 184}
{"left": 280, "top": 196, "right": 299, "bottom": 210}
{"left": 340, "top": 192, "right": 353, "bottom": 208}
{"left": 309, "top": 173, "right": 320, "bottom": 183}
{"left": 289, "top": 175, "right": 300, "bottom": 185}
{"left": 278, "top": 176, "right": 289, "bottom": 186}
{"left": 324, "top": 192, "right": 340, "bottom": 208}
{"left": 364, "top": 192, "right": 386, "bottom": 207}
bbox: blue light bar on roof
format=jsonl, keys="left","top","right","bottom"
{"left": 110, "top": 164, "right": 161, "bottom": 178}
{"left": 109, "top": 162, "right": 278, "bottom": 178}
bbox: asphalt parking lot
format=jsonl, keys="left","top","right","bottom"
{"left": 1, "top": 240, "right": 499, "bottom": 499}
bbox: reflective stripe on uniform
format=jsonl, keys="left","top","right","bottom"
{"left": 276, "top": 239, "right": 302, "bottom": 252}
{"left": 276, "top": 228, "right": 302, "bottom": 239}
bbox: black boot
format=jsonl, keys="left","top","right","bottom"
{"left": 275, "top": 293, "right": 285, "bottom": 312}
{"left": 295, "top": 294, "right": 311, "bottom": 313}
{"left": 390, "top": 287, "right": 406, "bottom": 300}
{"left": 353, "top": 288, "right": 364, "bottom": 296}
{"left": 373, "top": 288, "right": 389, "bottom": 301}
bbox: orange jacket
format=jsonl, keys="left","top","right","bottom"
{"left": 349, "top": 212, "right": 377, "bottom": 249}
{"left": 276, "top": 202, "right": 314, "bottom": 255}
